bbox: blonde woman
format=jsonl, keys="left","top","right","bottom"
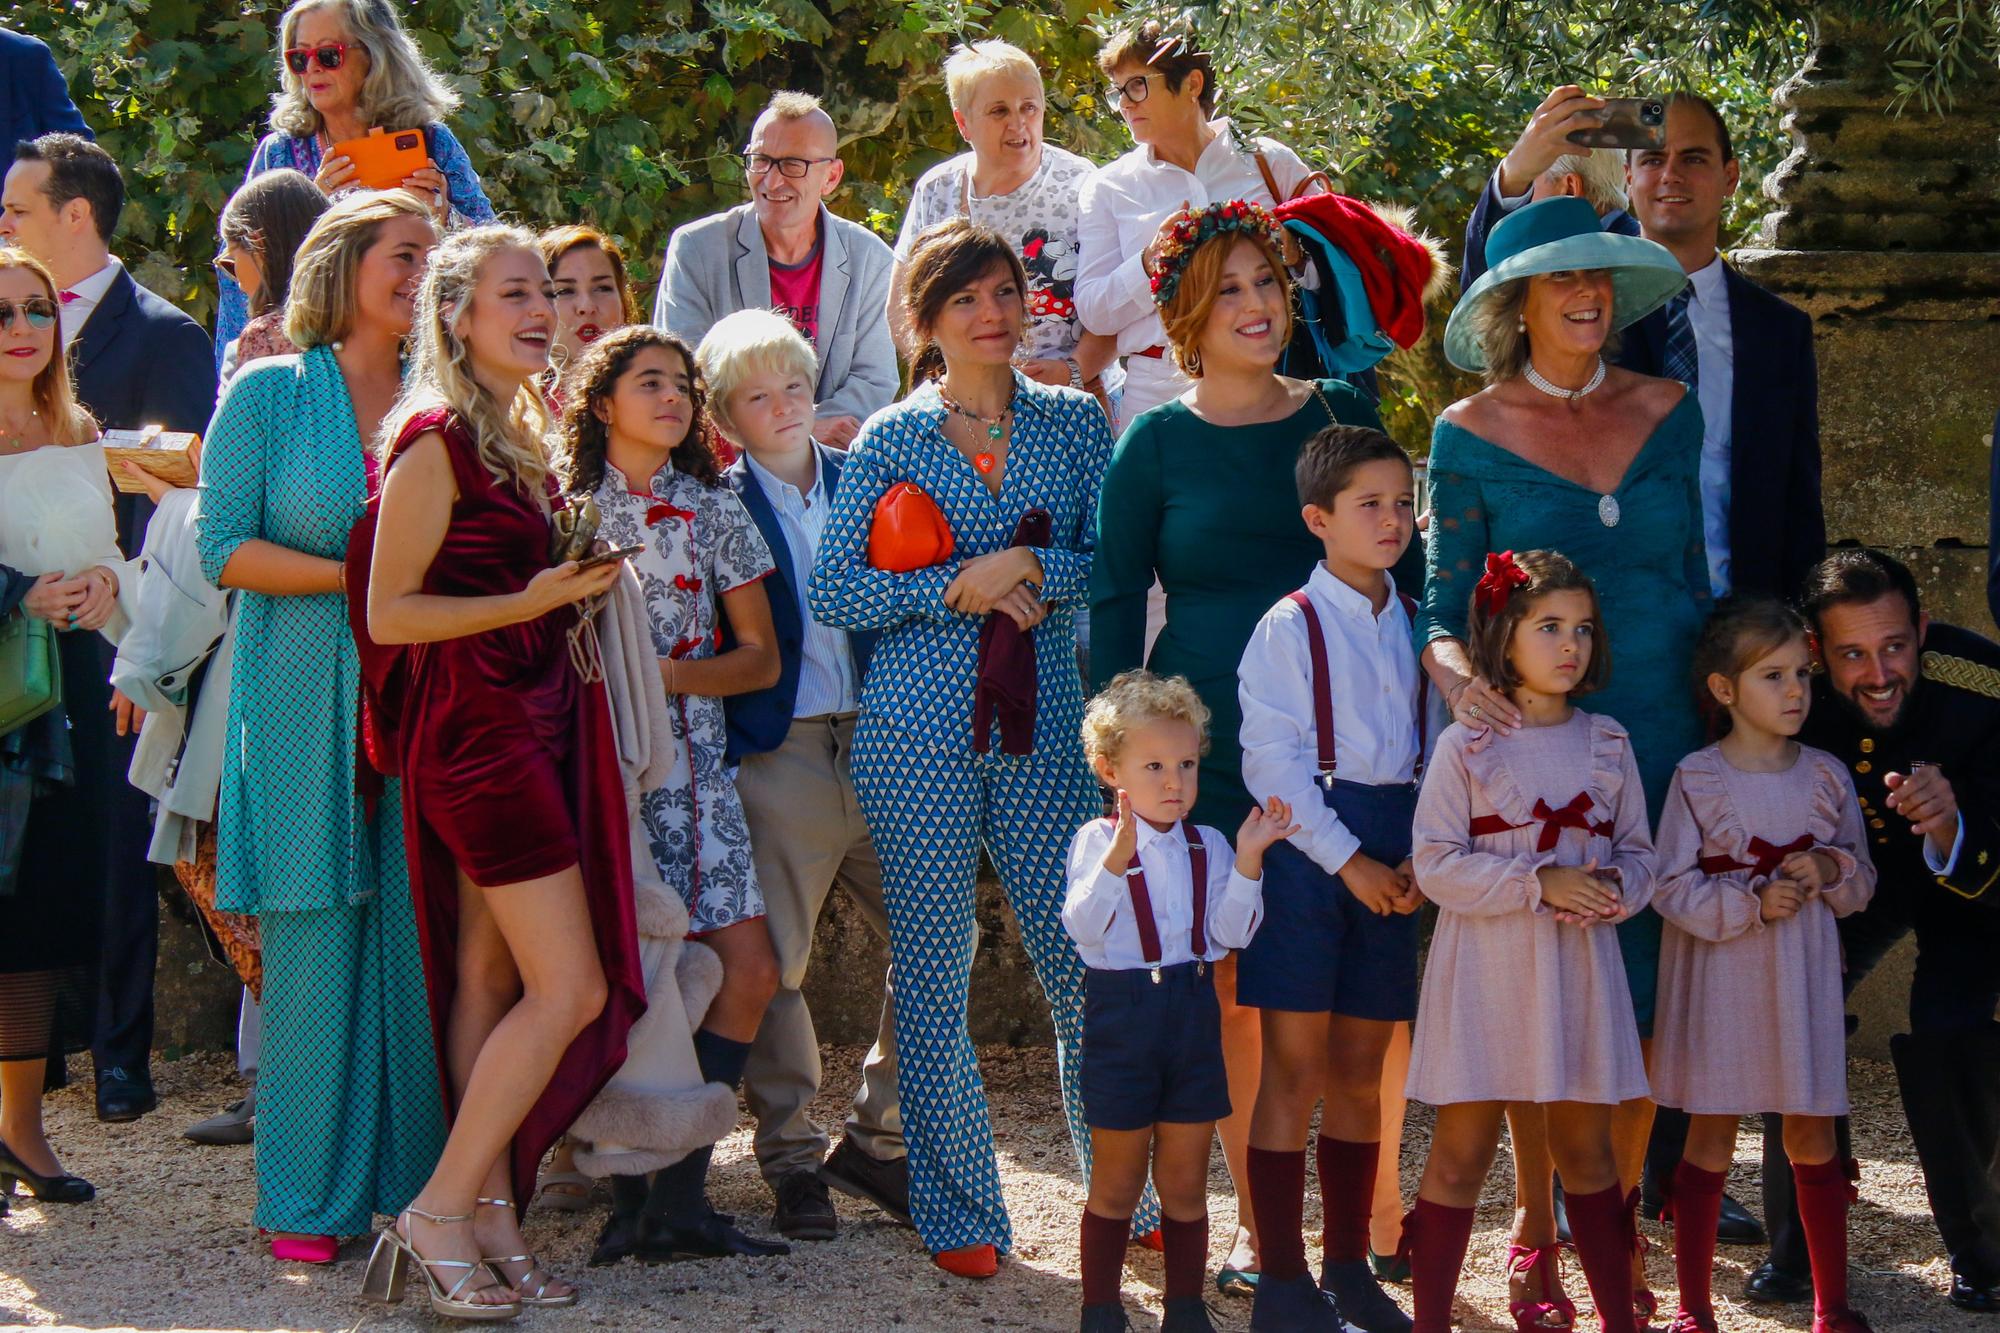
{"left": 214, "top": 0, "right": 495, "bottom": 369}
{"left": 360, "top": 225, "right": 643, "bottom": 1318}
{"left": 195, "top": 189, "right": 441, "bottom": 1264}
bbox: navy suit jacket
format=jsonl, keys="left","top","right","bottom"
{"left": 721, "top": 443, "right": 878, "bottom": 762}
{"left": 1614, "top": 262, "right": 1824, "bottom": 600}
{"left": 1460, "top": 169, "right": 1639, "bottom": 291}
{"left": 70, "top": 265, "right": 218, "bottom": 554}
{"left": 3, "top": 28, "right": 90, "bottom": 158}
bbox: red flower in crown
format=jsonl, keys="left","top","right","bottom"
{"left": 1474, "top": 550, "right": 1531, "bottom": 616}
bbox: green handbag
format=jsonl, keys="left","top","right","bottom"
{"left": 0, "top": 609, "right": 63, "bottom": 736}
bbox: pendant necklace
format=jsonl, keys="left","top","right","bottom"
{"left": 0, "top": 407, "right": 40, "bottom": 452}
{"left": 937, "top": 385, "right": 1014, "bottom": 474}
{"left": 1523, "top": 355, "right": 1606, "bottom": 410}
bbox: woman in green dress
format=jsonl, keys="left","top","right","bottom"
{"left": 1418, "top": 196, "right": 1700, "bottom": 1328}
{"left": 195, "top": 191, "right": 445, "bottom": 1262}
{"left": 1089, "top": 201, "right": 1383, "bottom": 1292}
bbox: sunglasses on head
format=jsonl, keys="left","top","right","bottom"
{"left": 284, "top": 41, "right": 350, "bottom": 74}
{"left": 0, "top": 298, "right": 59, "bottom": 331}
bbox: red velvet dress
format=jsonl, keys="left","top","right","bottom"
{"left": 360, "top": 406, "right": 645, "bottom": 1209}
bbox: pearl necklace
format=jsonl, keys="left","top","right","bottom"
{"left": 1523, "top": 356, "right": 1606, "bottom": 410}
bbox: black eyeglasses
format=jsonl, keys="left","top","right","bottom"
{"left": 0, "top": 298, "right": 58, "bottom": 330}
{"left": 744, "top": 153, "right": 836, "bottom": 180}
{"left": 284, "top": 41, "right": 350, "bottom": 74}
{"left": 1105, "top": 71, "right": 1167, "bottom": 109}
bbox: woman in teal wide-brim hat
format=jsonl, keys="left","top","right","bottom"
{"left": 1413, "top": 196, "right": 1702, "bottom": 1329}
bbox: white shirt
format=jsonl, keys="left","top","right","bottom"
{"left": 59, "top": 256, "right": 121, "bottom": 348}
{"left": 1238, "top": 563, "right": 1422, "bottom": 878}
{"left": 1062, "top": 817, "right": 1264, "bottom": 970}
{"left": 1683, "top": 255, "right": 1735, "bottom": 597}
{"left": 742, "top": 449, "right": 857, "bottom": 717}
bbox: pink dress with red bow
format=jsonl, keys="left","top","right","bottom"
{"left": 1408, "top": 709, "right": 1655, "bottom": 1106}
{"left": 1649, "top": 744, "right": 1875, "bottom": 1116}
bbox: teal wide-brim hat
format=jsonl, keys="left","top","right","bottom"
{"left": 1442, "top": 196, "right": 1687, "bottom": 373}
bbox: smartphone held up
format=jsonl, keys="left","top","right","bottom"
{"left": 1566, "top": 97, "right": 1666, "bottom": 151}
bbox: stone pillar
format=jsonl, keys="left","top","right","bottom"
{"left": 1735, "top": 15, "right": 2000, "bottom": 1055}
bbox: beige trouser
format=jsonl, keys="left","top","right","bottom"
{"left": 737, "top": 711, "right": 903, "bottom": 1180}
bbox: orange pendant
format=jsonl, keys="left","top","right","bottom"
{"left": 974, "top": 452, "right": 997, "bottom": 474}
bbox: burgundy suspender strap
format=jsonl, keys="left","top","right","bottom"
{"left": 1285, "top": 589, "right": 1337, "bottom": 779}
{"left": 1123, "top": 822, "right": 1210, "bottom": 981}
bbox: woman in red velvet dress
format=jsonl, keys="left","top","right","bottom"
{"left": 357, "top": 224, "right": 645, "bottom": 1320}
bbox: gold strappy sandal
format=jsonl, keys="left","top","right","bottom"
{"left": 478, "top": 1196, "right": 581, "bottom": 1308}
{"left": 360, "top": 1206, "right": 521, "bottom": 1322}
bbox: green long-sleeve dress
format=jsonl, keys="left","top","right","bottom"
{"left": 1089, "top": 378, "right": 1386, "bottom": 828}
{"left": 195, "top": 346, "right": 444, "bottom": 1236}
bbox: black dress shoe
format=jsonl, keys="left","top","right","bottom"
{"left": 819, "top": 1136, "right": 912, "bottom": 1227}
{"left": 589, "top": 1207, "right": 644, "bottom": 1266}
{"left": 1321, "top": 1258, "right": 1413, "bottom": 1333}
{"left": 1951, "top": 1267, "right": 2000, "bottom": 1313}
{"left": 1250, "top": 1272, "right": 1343, "bottom": 1331}
{"left": 771, "top": 1168, "right": 837, "bottom": 1241}
{"left": 638, "top": 1209, "right": 791, "bottom": 1261}
{"left": 1160, "top": 1297, "right": 1218, "bottom": 1332}
{"left": 1744, "top": 1259, "right": 1814, "bottom": 1304}
{"left": 94, "top": 1069, "right": 156, "bottom": 1123}
{"left": 0, "top": 1139, "right": 94, "bottom": 1203}
{"left": 1080, "top": 1303, "right": 1131, "bottom": 1332}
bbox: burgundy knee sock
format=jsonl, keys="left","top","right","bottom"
{"left": 1080, "top": 1208, "right": 1131, "bottom": 1308}
{"left": 1247, "top": 1145, "right": 1310, "bottom": 1281}
{"left": 1793, "top": 1158, "right": 1853, "bottom": 1317}
{"left": 1563, "top": 1182, "right": 1639, "bottom": 1333}
{"left": 1317, "top": 1135, "right": 1378, "bottom": 1267}
{"left": 1671, "top": 1161, "right": 1727, "bottom": 1322}
{"left": 1406, "top": 1197, "right": 1475, "bottom": 1333}
{"left": 1160, "top": 1213, "right": 1208, "bottom": 1302}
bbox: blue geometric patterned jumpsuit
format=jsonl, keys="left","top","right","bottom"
{"left": 808, "top": 374, "right": 1150, "bottom": 1255}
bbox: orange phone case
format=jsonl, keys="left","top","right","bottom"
{"left": 330, "top": 126, "right": 429, "bottom": 191}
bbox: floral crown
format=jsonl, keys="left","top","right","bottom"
{"left": 1146, "top": 199, "right": 1282, "bottom": 308}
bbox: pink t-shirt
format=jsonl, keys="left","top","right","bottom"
{"left": 767, "top": 237, "right": 824, "bottom": 345}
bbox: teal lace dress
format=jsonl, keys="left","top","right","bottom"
{"left": 1418, "top": 391, "right": 1711, "bottom": 1032}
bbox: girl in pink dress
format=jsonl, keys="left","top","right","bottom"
{"left": 1404, "top": 550, "right": 1653, "bottom": 1333}
{"left": 1651, "top": 600, "right": 1876, "bottom": 1333}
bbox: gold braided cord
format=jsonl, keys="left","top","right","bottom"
{"left": 1920, "top": 651, "right": 2000, "bottom": 701}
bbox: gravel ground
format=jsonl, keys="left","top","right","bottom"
{"left": 0, "top": 1048, "right": 1985, "bottom": 1332}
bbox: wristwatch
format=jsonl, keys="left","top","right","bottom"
{"left": 1067, "top": 358, "right": 1083, "bottom": 390}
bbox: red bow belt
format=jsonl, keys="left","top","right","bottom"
{"left": 1697, "top": 833, "right": 1813, "bottom": 879}
{"left": 1468, "top": 792, "right": 1612, "bottom": 852}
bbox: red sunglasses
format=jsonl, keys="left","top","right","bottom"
{"left": 284, "top": 42, "right": 350, "bottom": 74}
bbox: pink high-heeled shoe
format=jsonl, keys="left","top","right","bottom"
{"left": 271, "top": 1233, "right": 338, "bottom": 1263}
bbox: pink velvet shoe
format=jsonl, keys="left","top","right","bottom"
{"left": 271, "top": 1233, "right": 338, "bottom": 1263}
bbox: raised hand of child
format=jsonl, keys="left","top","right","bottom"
{"left": 1389, "top": 856, "right": 1425, "bottom": 914}
{"left": 1234, "top": 796, "right": 1300, "bottom": 880}
{"left": 1779, "top": 849, "right": 1840, "bottom": 895}
{"left": 1538, "top": 858, "right": 1620, "bottom": 921}
{"left": 1758, "top": 876, "right": 1809, "bottom": 922}
{"left": 1100, "top": 789, "right": 1140, "bottom": 878}
{"left": 1340, "top": 851, "right": 1408, "bottom": 917}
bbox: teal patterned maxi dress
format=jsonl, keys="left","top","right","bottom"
{"left": 195, "top": 346, "right": 444, "bottom": 1235}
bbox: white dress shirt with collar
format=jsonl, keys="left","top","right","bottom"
{"left": 58, "top": 255, "right": 121, "bottom": 348}
{"left": 1062, "top": 817, "right": 1264, "bottom": 971}
{"left": 1682, "top": 254, "right": 1735, "bottom": 597}
{"left": 1238, "top": 563, "right": 1422, "bottom": 878}
{"left": 742, "top": 448, "right": 857, "bottom": 717}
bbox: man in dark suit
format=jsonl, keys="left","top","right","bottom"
{"left": 2, "top": 27, "right": 91, "bottom": 158}
{"left": 2, "top": 132, "right": 216, "bottom": 1123}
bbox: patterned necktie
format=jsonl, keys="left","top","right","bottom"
{"left": 1662, "top": 289, "right": 1699, "bottom": 388}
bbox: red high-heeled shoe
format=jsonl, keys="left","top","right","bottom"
{"left": 934, "top": 1243, "right": 999, "bottom": 1279}
{"left": 1506, "top": 1242, "right": 1576, "bottom": 1331}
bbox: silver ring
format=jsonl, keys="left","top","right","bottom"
{"left": 1467, "top": 703, "right": 1483, "bottom": 720}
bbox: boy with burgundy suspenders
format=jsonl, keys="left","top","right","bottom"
{"left": 1234, "top": 425, "right": 1432, "bottom": 1333}
{"left": 1063, "top": 671, "right": 1297, "bottom": 1333}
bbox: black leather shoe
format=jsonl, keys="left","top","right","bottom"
{"left": 589, "top": 1207, "right": 644, "bottom": 1266}
{"left": 1250, "top": 1272, "right": 1343, "bottom": 1331}
{"left": 771, "top": 1168, "right": 837, "bottom": 1241}
{"left": 639, "top": 1209, "right": 791, "bottom": 1262}
{"left": 819, "top": 1136, "right": 912, "bottom": 1226}
{"left": 1744, "top": 1260, "right": 1814, "bottom": 1304}
{"left": 0, "top": 1139, "right": 94, "bottom": 1203}
{"left": 1160, "top": 1297, "right": 1218, "bottom": 1332}
{"left": 94, "top": 1068, "right": 155, "bottom": 1123}
{"left": 1321, "top": 1258, "right": 1413, "bottom": 1332}
{"left": 1717, "top": 1193, "right": 1767, "bottom": 1245}
{"left": 1951, "top": 1268, "right": 2000, "bottom": 1313}
{"left": 1080, "top": 1303, "right": 1131, "bottom": 1332}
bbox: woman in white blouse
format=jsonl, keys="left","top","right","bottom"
{"left": 0, "top": 249, "right": 137, "bottom": 1208}
{"left": 1074, "top": 21, "right": 1315, "bottom": 433}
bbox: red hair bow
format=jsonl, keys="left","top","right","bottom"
{"left": 1475, "top": 550, "right": 1530, "bottom": 616}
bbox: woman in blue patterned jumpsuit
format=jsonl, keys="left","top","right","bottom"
{"left": 809, "top": 220, "right": 1125, "bottom": 1273}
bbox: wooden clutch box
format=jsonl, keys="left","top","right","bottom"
{"left": 102, "top": 427, "right": 200, "bottom": 492}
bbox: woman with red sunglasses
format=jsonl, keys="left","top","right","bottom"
{"left": 212, "top": 0, "right": 494, "bottom": 376}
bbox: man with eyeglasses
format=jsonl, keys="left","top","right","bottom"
{"left": 654, "top": 91, "right": 896, "bottom": 449}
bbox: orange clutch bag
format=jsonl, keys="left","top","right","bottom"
{"left": 868, "top": 482, "right": 955, "bottom": 572}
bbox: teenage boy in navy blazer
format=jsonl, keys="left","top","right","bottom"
{"left": 0, "top": 132, "right": 216, "bottom": 1125}
{"left": 698, "top": 311, "right": 908, "bottom": 1243}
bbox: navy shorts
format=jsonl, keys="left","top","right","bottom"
{"left": 1081, "top": 962, "right": 1231, "bottom": 1130}
{"left": 1236, "top": 779, "right": 1420, "bottom": 1020}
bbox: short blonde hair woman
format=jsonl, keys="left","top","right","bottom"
{"left": 362, "top": 225, "right": 644, "bottom": 1318}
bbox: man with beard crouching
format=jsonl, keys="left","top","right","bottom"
{"left": 1753, "top": 549, "right": 2000, "bottom": 1315}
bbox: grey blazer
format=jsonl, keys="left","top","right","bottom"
{"left": 653, "top": 202, "right": 899, "bottom": 425}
